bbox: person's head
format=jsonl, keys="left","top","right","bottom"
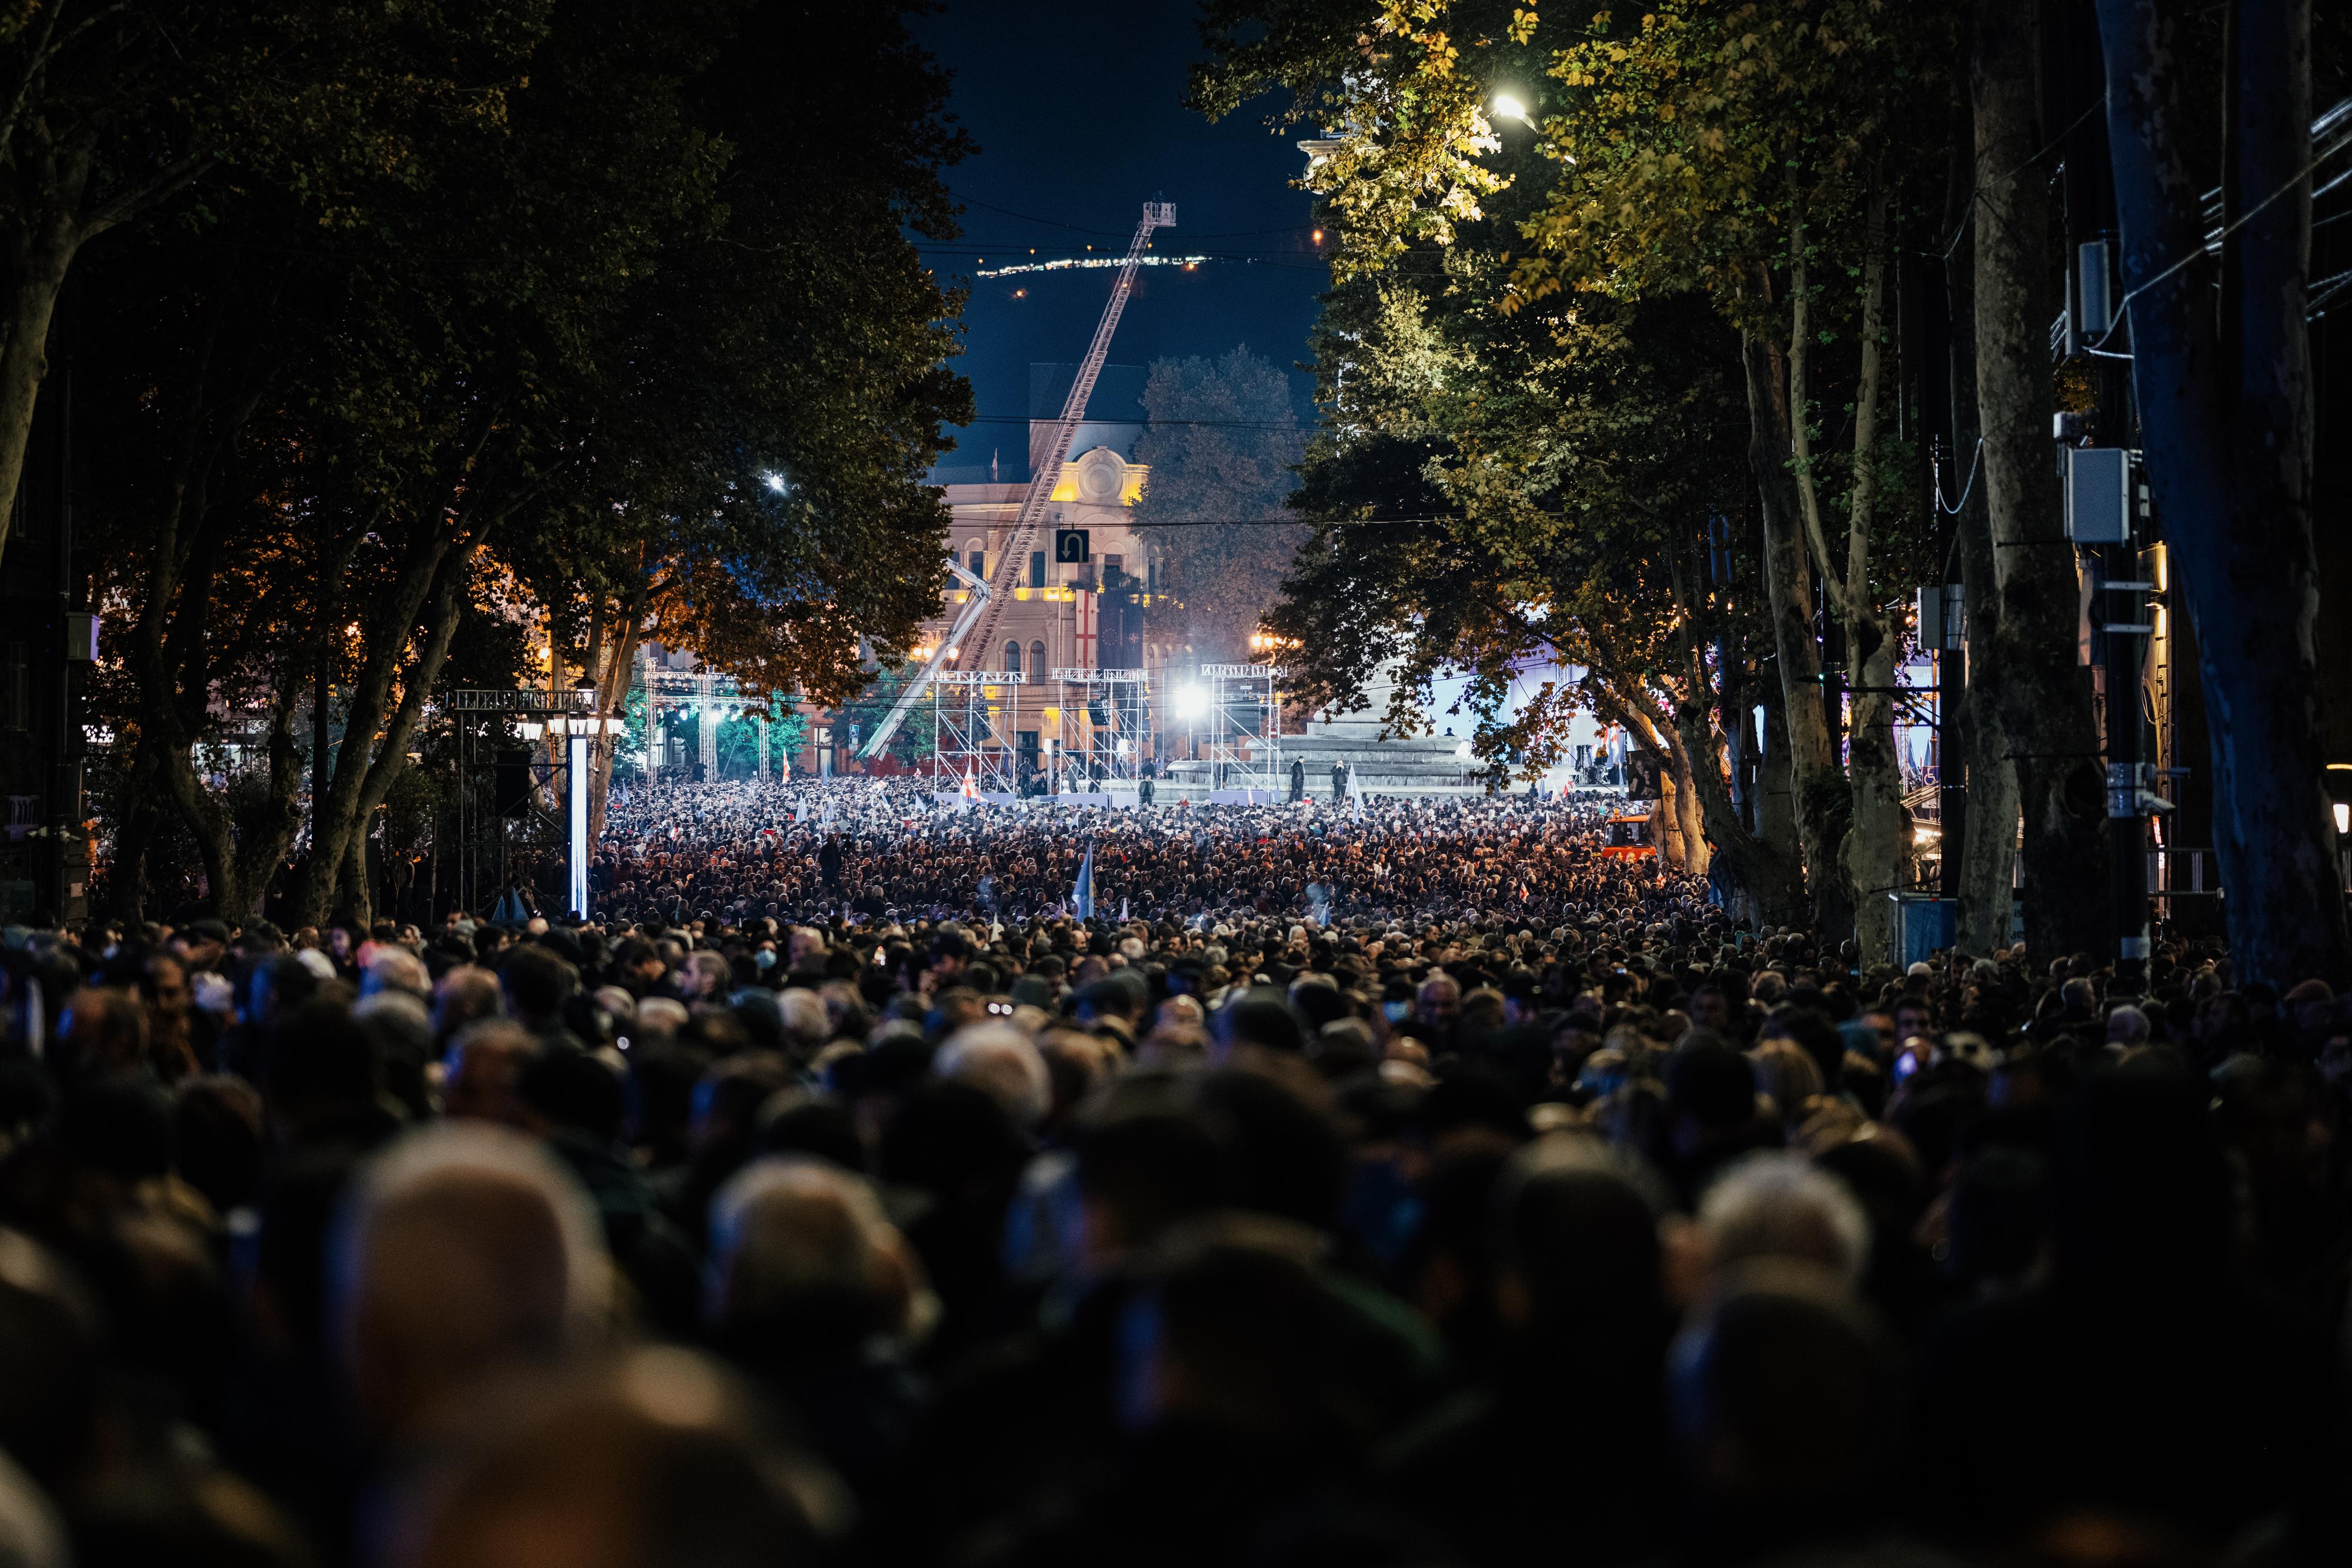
{"left": 434, "top": 965, "right": 505, "bottom": 1044}
{"left": 1415, "top": 972, "right": 1462, "bottom": 1029}
{"left": 681, "top": 951, "right": 731, "bottom": 1004}
{"left": 1075, "top": 1080, "right": 1231, "bottom": 1266}
{"left": 1117, "top": 1213, "right": 1395, "bottom": 1449}
{"left": 2104, "top": 1003, "right": 2151, "bottom": 1048}
{"left": 518, "top": 1051, "right": 627, "bottom": 1146}
{"left": 58, "top": 987, "right": 149, "bottom": 1078}
{"left": 332, "top": 1123, "right": 606, "bottom": 1439}
{"left": 1665, "top": 1040, "right": 1758, "bottom": 1153}
{"left": 2053, "top": 1066, "right": 2233, "bottom": 1288}
{"left": 1489, "top": 1134, "right": 1667, "bottom": 1336}
{"left": 362, "top": 945, "right": 432, "bottom": 1004}
{"left": 2284, "top": 978, "right": 2334, "bottom": 1037}
{"left": 1696, "top": 1152, "right": 1871, "bottom": 1288}
{"left": 774, "top": 988, "right": 829, "bottom": 1061}
{"left": 1890, "top": 995, "right": 1933, "bottom": 1047}
{"left": 0, "top": 1228, "right": 105, "bottom": 1493}
{"left": 409, "top": 1347, "right": 840, "bottom": 1568}
{"left": 1748, "top": 1041, "right": 1826, "bottom": 1126}
{"left": 263, "top": 998, "right": 380, "bottom": 1136}
{"left": 934, "top": 1022, "right": 1051, "bottom": 1128}
{"left": 499, "top": 945, "right": 576, "bottom": 1030}
{"left": 442, "top": 1020, "right": 539, "bottom": 1127}
{"left": 1210, "top": 988, "right": 1306, "bottom": 1063}
{"left": 142, "top": 952, "right": 191, "bottom": 1015}
{"left": 704, "top": 1158, "right": 934, "bottom": 1349}
{"left": 1686, "top": 984, "right": 1731, "bottom": 1034}
{"left": 1668, "top": 1261, "right": 1897, "bottom": 1532}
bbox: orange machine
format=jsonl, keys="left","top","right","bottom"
{"left": 1597, "top": 810, "right": 1657, "bottom": 860}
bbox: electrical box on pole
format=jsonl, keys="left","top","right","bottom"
{"left": 2064, "top": 448, "right": 2132, "bottom": 543}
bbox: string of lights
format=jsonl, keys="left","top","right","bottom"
{"left": 974, "top": 253, "right": 1222, "bottom": 278}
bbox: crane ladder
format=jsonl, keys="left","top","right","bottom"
{"left": 859, "top": 200, "right": 1174, "bottom": 760}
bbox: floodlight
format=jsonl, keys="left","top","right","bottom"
{"left": 1172, "top": 686, "right": 1210, "bottom": 723}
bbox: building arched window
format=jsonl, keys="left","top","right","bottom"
{"left": 1004, "top": 640, "right": 1022, "bottom": 677}
{"left": 1031, "top": 640, "right": 1047, "bottom": 681}
{"left": 964, "top": 538, "right": 985, "bottom": 579}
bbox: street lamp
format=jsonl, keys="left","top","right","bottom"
{"left": 1491, "top": 92, "right": 1536, "bottom": 128}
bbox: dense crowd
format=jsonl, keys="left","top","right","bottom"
{"left": 0, "top": 810, "right": 2349, "bottom": 1568}
{"left": 595, "top": 782, "right": 1699, "bottom": 926}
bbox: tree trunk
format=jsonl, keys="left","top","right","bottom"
{"left": 106, "top": 741, "right": 168, "bottom": 920}
{"left": 0, "top": 206, "right": 81, "bottom": 573}
{"left": 2093, "top": 0, "right": 2343, "bottom": 986}
{"left": 296, "top": 518, "right": 476, "bottom": 924}
{"left": 1676, "top": 637, "right": 1805, "bottom": 924}
{"left": 1671, "top": 738, "right": 1711, "bottom": 881}
{"left": 1846, "top": 623, "right": 1907, "bottom": 965}
{"left": 1973, "top": 0, "right": 2112, "bottom": 964}
{"left": 1942, "top": 124, "right": 2023, "bottom": 958}
{"left": 1755, "top": 681, "right": 1802, "bottom": 887}
{"left": 1742, "top": 328, "right": 1852, "bottom": 938}
{"left": 1839, "top": 188, "right": 1905, "bottom": 967}
{"left": 589, "top": 578, "right": 646, "bottom": 844}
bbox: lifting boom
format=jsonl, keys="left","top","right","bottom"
{"left": 859, "top": 200, "right": 1175, "bottom": 761}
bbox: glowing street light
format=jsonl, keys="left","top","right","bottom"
{"left": 1491, "top": 92, "right": 1536, "bottom": 128}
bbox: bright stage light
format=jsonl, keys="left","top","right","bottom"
{"left": 1172, "top": 686, "right": 1210, "bottom": 723}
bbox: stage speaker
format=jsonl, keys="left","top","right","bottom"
{"left": 495, "top": 750, "right": 534, "bottom": 818}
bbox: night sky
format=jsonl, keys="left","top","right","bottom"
{"left": 910, "top": 0, "right": 1328, "bottom": 473}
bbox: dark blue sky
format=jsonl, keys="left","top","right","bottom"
{"left": 909, "top": 0, "right": 1327, "bottom": 471}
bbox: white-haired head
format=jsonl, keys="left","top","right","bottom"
{"left": 1698, "top": 1151, "right": 1872, "bottom": 1287}
{"left": 331, "top": 1122, "right": 609, "bottom": 1436}
{"left": 776, "top": 988, "right": 830, "bottom": 1054}
{"left": 936, "top": 1022, "right": 1050, "bottom": 1128}
{"left": 706, "top": 1157, "right": 934, "bottom": 1343}
{"left": 362, "top": 945, "right": 432, "bottom": 1002}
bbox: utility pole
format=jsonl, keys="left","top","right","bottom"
{"left": 2056, "top": 0, "right": 2152, "bottom": 986}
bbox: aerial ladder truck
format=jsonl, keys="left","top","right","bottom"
{"left": 857, "top": 200, "right": 1174, "bottom": 763}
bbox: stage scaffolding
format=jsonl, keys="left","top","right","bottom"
{"left": 1202, "top": 663, "right": 1281, "bottom": 792}
{"left": 933, "top": 670, "right": 1023, "bottom": 794}
{"left": 636, "top": 663, "right": 780, "bottom": 784}
{"left": 1051, "top": 667, "right": 1150, "bottom": 785}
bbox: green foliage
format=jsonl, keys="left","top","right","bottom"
{"left": 1204, "top": 0, "right": 1949, "bottom": 761}
{"left": 74, "top": 0, "right": 974, "bottom": 916}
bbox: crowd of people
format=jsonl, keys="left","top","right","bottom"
{"left": 595, "top": 781, "right": 1700, "bottom": 928}
{"left": 0, "top": 795, "right": 2348, "bottom": 1567}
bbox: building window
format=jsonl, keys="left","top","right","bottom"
{"left": 1004, "top": 641, "right": 1021, "bottom": 677}
{"left": 1031, "top": 640, "right": 1047, "bottom": 680}
{"left": 964, "top": 539, "right": 984, "bottom": 579}
{"left": 1030, "top": 550, "right": 1045, "bottom": 588}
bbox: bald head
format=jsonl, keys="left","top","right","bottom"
{"left": 336, "top": 1125, "right": 606, "bottom": 1437}
{"left": 706, "top": 1158, "right": 929, "bottom": 1344}
{"left": 413, "top": 1349, "right": 837, "bottom": 1568}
